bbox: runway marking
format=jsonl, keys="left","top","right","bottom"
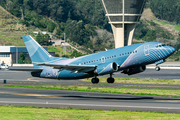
{"left": 15, "top": 94, "right": 65, "bottom": 98}
{"left": 0, "top": 100, "right": 180, "bottom": 110}
{"left": 27, "top": 78, "right": 40, "bottom": 82}
{"left": 156, "top": 100, "right": 180, "bottom": 103}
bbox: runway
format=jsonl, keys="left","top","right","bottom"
{"left": 1, "top": 69, "right": 180, "bottom": 113}
{"left": 0, "top": 87, "right": 180, "bottom": 113}
{"left": 1, "top": 69, "right": 180, "bottom": 82}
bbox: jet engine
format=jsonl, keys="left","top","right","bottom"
{"left": 94, "top": 62, "right": 118, "bottom": 75}
{"left": 31, "top": 72, "right": 41, "bottom": 77}
{"left": 122, "top": 66, "right": 146, "bottom": 75}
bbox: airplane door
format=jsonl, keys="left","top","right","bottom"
{"left": 144, "top": 45, "right": 149, "bottom": 56}
{"left": 101, "top": 56, "right": 105, "bottom": 63}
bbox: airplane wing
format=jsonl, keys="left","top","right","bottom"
{"left": 9, "top": 68, "right": 43, "bottom": 72}
{"left": 37, "top": 63, "right": 96, "bottom": 73}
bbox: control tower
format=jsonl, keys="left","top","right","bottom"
{"left": 101, "top": 0, "right": 146, "bottom": 48}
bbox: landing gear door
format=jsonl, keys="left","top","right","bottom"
{"left": 144, "top": 45, "right": 149, "bottom": 56}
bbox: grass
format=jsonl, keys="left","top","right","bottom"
{"left": 155, "top": 20, "right": 169, "bottom": 25}
{"left": 174, "top": 25, "right": 180, "bottom": 32}
{"left": 0, "top": 106, "right": 180, "bottom": 120}
{"left": 83, "top": 77, "right": 180, "bottom": 85}
{"left": 2, "top": 84, "right": 180, "bottom": 98}
{"left": 48, "top": 46, "right": 71, "bottom": 55}
{"left": 154, "top": 19, "right": 180, "bottom": 32}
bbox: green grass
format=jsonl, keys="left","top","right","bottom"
{"left": 0, "top": 106, "right": 180, "bottom": 120}
{"left": 48, "top": 46, "right": 63, "bottom": 53}
{"left": 154, "top": 19, "right": 180, "bottom": 32}
{"left": 48, "top": 46, "right": 71, "bottom": 55}
{"left": 174, "top": 25, "right": 180, "bottom": 32}
{"left": 83, "top": 77, "right": 180, "bottom": 85}
{"left": 155, "top": 20, "right": 169, "bottom": 25}
{"left": 2, "top": 84, "right": 180, "bottom": 98}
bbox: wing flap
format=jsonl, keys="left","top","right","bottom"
{"left": 9, "top": 68, "right": 43, "bottom": 72}
{"left": 37, "top": 63, "right": 96, "bottom": 73}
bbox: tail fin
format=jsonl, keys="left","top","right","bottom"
{"left": 22, "top": 35, "right": 52, "bottom": 65}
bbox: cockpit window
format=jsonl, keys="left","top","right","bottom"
{"left": 162, "top": 44, "right": 166, "bottom": 46}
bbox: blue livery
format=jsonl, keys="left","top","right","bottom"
{"left": 19, "top": 35, "right": 175, "bottom": 84}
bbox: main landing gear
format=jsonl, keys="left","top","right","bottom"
{"left": 91, "top": 74, "right": 115, "bottom": 84}
{"left": 107, "top": 73, "right": 115, "bottom": 84}
{"left": 155, "top": 66, "right": 161, "bottom": 71}
{"left": 91, "top": 77, "right": 99, "bottom": 84}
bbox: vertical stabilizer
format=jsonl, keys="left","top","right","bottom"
{"left": 22, "top": 35, "right": 52, "bottom": 65}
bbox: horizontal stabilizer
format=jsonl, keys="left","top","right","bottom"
{"left": 9, "top": 68, "right": 43, "bottom": 72}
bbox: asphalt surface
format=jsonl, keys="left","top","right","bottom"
{"left": 1, "top": 69, "right": 180, "bottom": 82}
{"left": 1, "top": 69, "right": 180, "bottom": 113}
{"left": 1, "top": 87, "right": 180, "bottom": 113}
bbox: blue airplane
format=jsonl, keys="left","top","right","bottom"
{"left": 11, "top": 35, "right": 175, "bottom": 84}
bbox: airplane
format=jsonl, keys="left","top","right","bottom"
{"left": 10, "top": 35, "right": 175, "bottom": 84}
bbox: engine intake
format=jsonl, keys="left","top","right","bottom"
{"left": 122, "top": 66, "right": 146, "bottom": 75}
{"left": 95, "top": 62, "right": 118, "bottom": 75}
{"left": 31, "top": 72, "right": 41, "bottom": 77}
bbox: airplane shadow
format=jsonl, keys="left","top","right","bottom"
{"left": 58, "top": 95, "right": 180, "bottom": 101}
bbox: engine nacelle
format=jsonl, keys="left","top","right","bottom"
{"left": 122, "top": 66, "right": 146, "bottom": 75}
{"left": 31, "top": 72, "right": 41, "bottom": 77}
{"left": 94, "top": 62, "right": 118, "bottom": 75}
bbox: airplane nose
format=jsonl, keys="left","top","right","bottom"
{"left": 169, "top": 46, "right": 176, "bottom": 54}
{"left": 171, "top": 47, "right": 175, "bottom": 53}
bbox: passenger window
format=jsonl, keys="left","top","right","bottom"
{"left": 114, "top": 55, "right": 116, "bottom": 57}
{"left": 159, "top": 45, "right": 162, "bottom": 47}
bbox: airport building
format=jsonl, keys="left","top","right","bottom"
{"left": 0, "top": 46, "right": 55, "bottom": 65}
{"left": 101, "top": 0, "right": 147, "bottom": 48}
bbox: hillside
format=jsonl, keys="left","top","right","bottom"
{"left": 0, "top": 0, "right": 180, "bottom": 59}
{"left": 134, "top": 8, "right": 180, "bottom": 45}
{"left": 0, "top": 6, "right": 27, "bottom": 46}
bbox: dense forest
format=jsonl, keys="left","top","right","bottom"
{"left": 0, "top": 0, "right": 110, "bottom": 50}
{"left": 0, "top": 0, "right": 179, "bottom": 52}
{"left": 150, "top": 0, "right": 180, "bottom": 24}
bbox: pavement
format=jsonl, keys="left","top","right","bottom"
{"left": 1, "top": 64, "right": 180, "bottom": 113}
{"left": 0, "top": 87, "right": 180, "bottom": 113}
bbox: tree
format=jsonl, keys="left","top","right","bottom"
{"left": 47, "top": 21, "right": 56, "bottom": 32}
{"left": 18, "top": 51, "right": 25, "bottom": 64}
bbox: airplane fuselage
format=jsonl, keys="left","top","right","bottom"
{"left": 36, "top": 42, "right": 175, "bottom": 79}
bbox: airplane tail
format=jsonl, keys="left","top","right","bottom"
{"left": 22, "top": 35, "right": 55, "bottom": 67}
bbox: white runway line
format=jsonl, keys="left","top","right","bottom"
{"left": 0, "top": 101, "right": 180, "bottom": 110}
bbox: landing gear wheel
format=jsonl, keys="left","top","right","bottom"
{"left": 107, "top": 78, "right": 115, "bottom": 84}
{"left": 155, "top": 66, "right": 161, "bottom": 71}
{"left": 91, "top": 78, "right": 99, "bottom": 84}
